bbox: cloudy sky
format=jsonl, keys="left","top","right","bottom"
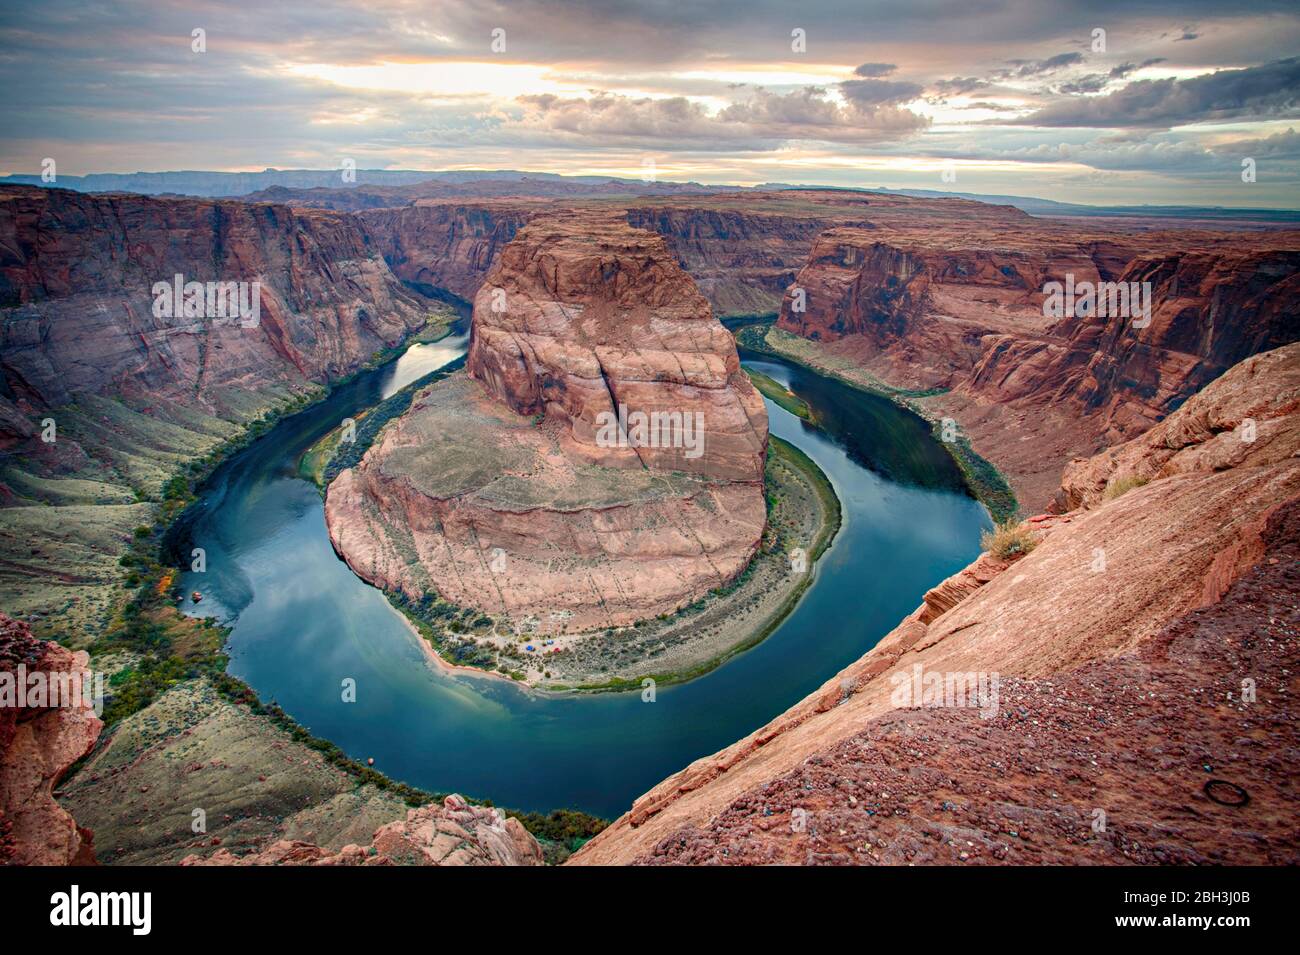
{"left": 3, "top": 0, "right": 1299, "bottom": 206}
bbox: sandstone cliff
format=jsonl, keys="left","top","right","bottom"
{"left": 326, "top": 212, "right": 769, "bottom": 634}
{"left": 354, "top": 195, "right": 850, "bottom": 319}
{"left": 570, "top": 343, "right": 1300, "bottom": 865}
{"left": 358, "top": 199, "right": 535, "bottom": 301}
{"left": 965, "top": 247, "right": 1300, "bottom": 448}
{"left": 1059, "top": 341, "right": 1300, "bottom": 514}
{"left": 209, "top": 188, "right": 1014, "bottom": 333}
{"left": 0, "top": 613, "right": 102, "bottom": 865}
{"left": 0, "top": 185, "right": 445, "bottom": 630}
{"left": 626, "top": 192, "right": 1018, "bottom": 319}
{"left": 0, "top": 185, "right": 431, "bottom": 414}
{"left": 772, "top": 208, "right": 1300, "bottom": 510}
{"left": 467, "top": 212, "right": 767, "bottom": 481}
{"left": 626, "top": 203, "right": 854, "bottom": 316}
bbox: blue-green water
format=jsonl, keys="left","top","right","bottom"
{"left": 172, "top": 327, "right": 989, "bottom": 818}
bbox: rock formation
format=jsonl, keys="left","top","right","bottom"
{"left": 358, "top": 199, "right": 535, "bottom": 300}
{"left": 569, "top": 343, "right": 1300, "bottom": 865}
{"left": 965, "top": 247, "right": 1300, "bottom": 446}
{"left": 626, "top": 202, "right": 858, "bottom": 316}
{"left": 466, "top": 212, "right": 767, "bottom": 481}
{"left": 1058, "top": 342, "right": 1300, "bottom": 513}
{"left": 181, "top": 794, "right": 544, "bottom": 866}
{"left": 0, "top": 613, "right": 102, "bottom": 865}
{"left": 0, "top": 185, "right": 431, "bottom": 414}
{"left": 771, "top": 205, "right": 1300, "bottom": 509}
{"left": 6, "top": 180, "right": 1298, "bottom": 867}
{"left": 353, "top": 194, "right": 857, "bottom": 319}
{"left": 0, "top": 184, "right": 443, "bottom": 629}
{"left": 325, "top": 212, "right": 768, "bottom": 633}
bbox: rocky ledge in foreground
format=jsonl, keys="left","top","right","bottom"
{"left": 570, "top": 343, "right": 1300, "bottom": 865}
{"left": 325, "top": 212, "right": 769, "bottom": 635}
{"left": 0, "top": 613, "right": 102, "bottom": 865}
{"left": 181, "top": 794, "right": 543, "bottom": 866}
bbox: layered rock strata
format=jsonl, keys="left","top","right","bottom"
{"left": 326, "top": 213, "right": 768, "bottom": 633}
{"left": 357, "top": 199, "right": 536, "bottom": 301}
{"left": 466, "top": 212, "right": 767, "bottom": 481}
{"left": 0, "top": 185, "right": 431, "bottom": 415}
{"left": 0, "top": 613, "right": 102, "bottom": 865}
{"left": 0, "top": 184, "right": 440, "bottom": 628}
{"left": 773, "top": 212, "right": 1300, "bottom": 509}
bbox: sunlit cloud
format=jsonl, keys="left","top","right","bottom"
{"left": 1, "top": 0, "right": 1298, "bottom": 206}
{"left": 284, "top": 60, "right": 589, "bottom": 99}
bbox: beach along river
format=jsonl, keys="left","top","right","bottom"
{"left": 170, "top": 322, "right": 989, "bottom": 819}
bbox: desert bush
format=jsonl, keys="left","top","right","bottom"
{"left": 1102, "top": 473, "right": 1148, "bottom": 501}
{"left": 980, "top": 518, "right": 1037, "bottom": 559}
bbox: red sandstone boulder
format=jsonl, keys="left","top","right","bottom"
{"left": 0, "top": 613, "right": 102, "bottom": 865}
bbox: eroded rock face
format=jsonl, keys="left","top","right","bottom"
{"left": 626, "top": 204, "right": 855, "bottom": 317}
{"left": 1059, "top": 342, "right": 1300, "bottom": 511}
{"left": 0, "top": 613, "right": 102, "bottom": 865}
{"left": 775, "top": 215, "right": 1145, "bottom": 386}
{"left": 570, "top": 344, "right": 1300, "bottom": 865}
{"left": 635, "top": 519, "right": 1300, "bottom": 864}
{"left": 0, "top": 185, "right": 431, "bottom": 413}
{"left": 966, "top": 247, "right": 1300, "bottom": 445}
{"left": 467, "top": 212, "right": 767, "bottom": 481}
{"left": 351, "top": 191, "right": 914, "bottom": 320}
{"left": 181, "top": 794, "right": 544, "bottom": 866}
{"left": 326, "top": 213, "right": 768, "bottom": 633}
{"left": 358, "top": 199, "right": 535, "bottom": 300}
{"left": 773, "top": 211, "right": 1300, "bottom": 510}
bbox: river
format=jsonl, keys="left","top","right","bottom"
{"left": 170, "top": 321, "right": 989, "bottom": 819}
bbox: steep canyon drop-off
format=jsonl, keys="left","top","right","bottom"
{"left": 1, "top": 181, "right": 1298, "bottom": 865}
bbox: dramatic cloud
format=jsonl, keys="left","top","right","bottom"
{"left": 1112, "top": 59, "right": 1166, "bottom": 78}
{"left": 1058, "top": 59, "right": 1168, "bottom": 94}
{"left": 1016, "top": 57, "right": 1300, "bottom": 128}
{"left": 932, "top": 77, "right": 990, "bottom": 95}
{"left": 1232, "top": 126, "right": 1300, "bottom": 160}
{"left": 1012, "top": 52, "right": 1084, "bottom": 77}
{"left": 853, "top": 63, "right": 897, "bottom": 77}
{"left": 839, "top": 78, "right": 925, "bottom": 106}
{"left": 513, "top": 86, "right": 929, "bottom": 149}
{"left": 1058, "top": 74, "right": 1110, "bottom": 95}
{"left": 1, "top": 0, "right": 1298, "bottom": 205}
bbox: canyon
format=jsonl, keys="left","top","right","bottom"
{"left": 340, "top": 186, "right": 1300, "bottom": 514}
{"left": 276, "top": 187, "right": 1300, "bottom": 520}
{"left": 572, "top": 342, "right": 1300, "bottom": 864}
{"left": 768, "top": 208, "right": 1300, "bottom": 510}
{"left": 0, "top": 185, "right": 450, "bottom": 633}
{"left": 324, "top": 211, "right": 771, "bottom": 637}
{"left": 0, "top": 186, "right": 434, "bottom": 414}
{"left": 1, "top": 176, "right": 1298, "bottom": 867}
